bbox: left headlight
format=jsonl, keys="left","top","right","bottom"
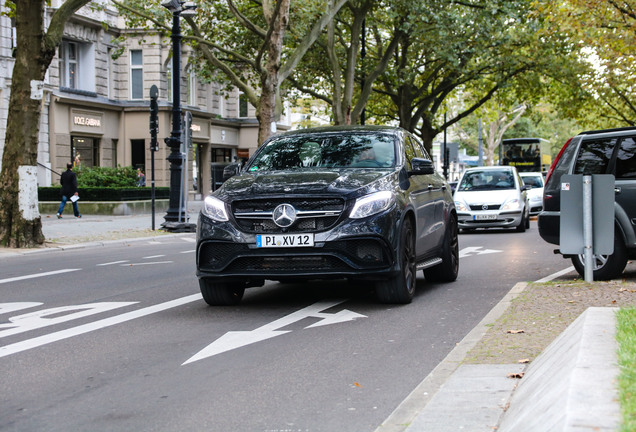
{"left": 350, "top": 191, "right": 395, "bottom": 219}
{"left": 501, "top": 198, "right": 521, "bottom": 211}
{"left": 203, "top": 196, "right": 229, "bottom": 221}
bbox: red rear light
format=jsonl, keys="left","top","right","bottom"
{"left": 545, "top": 137, "right": 573, "bottom": 184}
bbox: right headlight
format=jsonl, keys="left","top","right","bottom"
{"left": 203, "top": 196, "right": 229, "bottom": 221}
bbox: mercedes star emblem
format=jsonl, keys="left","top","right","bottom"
{"left": 272, "top": 204, "right": 297, "bottom": 228}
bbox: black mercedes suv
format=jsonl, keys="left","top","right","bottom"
{"left": 196, "top": 125, "right": 459, "bottom": 305}
{"left": 538, "top": 126, "right": 636, "bottom": 279}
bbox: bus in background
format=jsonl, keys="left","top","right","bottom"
{"left": 501, "top": 138, "right": 552, "bottom": 173}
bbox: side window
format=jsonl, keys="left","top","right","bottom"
{"left": 403, "top": 137, "right": 417, "bottom": 170}
{"left": 573, "top": 138, "right": 617, "bottom": 175}
{"left": 408, "top": 136, "right": 424, "bottom": 159}
{"left": 615, "top": 137, "right": 636, "bottom": 179}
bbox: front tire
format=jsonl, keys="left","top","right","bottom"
{"left": 199, "top": 278, "right": 245, "bottom": 306}
{"left": 571, "top": 230, "right": 628, "bottom": 280}
{"left": 424, "top": 214, "right": 459, "bottom": 282}
{"left": 376, "top": 218, "right": 416, "bottom": 304}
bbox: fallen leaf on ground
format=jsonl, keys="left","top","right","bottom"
{"left": 518, "top": 358, "right": 530, "bottom": 364}
{"left": 507, "top": 372, "right": 525, "bottom": 379}
{"left": 507, "top": 329, "right": 525, "bottom": 334}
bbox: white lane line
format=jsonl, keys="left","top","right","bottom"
{"left": 97, "top": 260, "right": 129, "bottom": 266}
{"left": 143, "top": 255, "right": 165, "bottom": 259}
{"left": 0, "top": 293, "right": 202, "bottom": 358}
{"left": 181, "top": 238, "right": 196, "bottom": 243}
{"left": 180, "top": 250, "right": 195, "bottom": 254}
{"left": 120, "top": 261, "right": 173, "bottom": 266}
{"left": 535, "top": 266, "right": 575, "bottom": 283}
{"left": 0, "top": 269, "right": 81, "bottom": 285}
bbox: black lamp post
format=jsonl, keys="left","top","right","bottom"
{"left": 161, "top": 0, "right": 196, "bottom": 230}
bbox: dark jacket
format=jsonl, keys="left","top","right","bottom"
{"left": 60, "top": 169, "right": 78, "bottom": 197}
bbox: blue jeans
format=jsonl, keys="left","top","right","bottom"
{"left": 58, "top": 195, "right": 80, "bottom": 217}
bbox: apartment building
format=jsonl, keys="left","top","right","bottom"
{"left": 0, "top": 1, "right": 290, "bottom": 198}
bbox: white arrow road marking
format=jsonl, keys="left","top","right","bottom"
{"left": 459, "top": 246, "right": 503, "bottom": 258}
{"left": 183, "top": 300, "right": 366, "bottom": 365}
{"left": 0, "top": 303, "right": 42, "bottom": 316}
{"left": 0, "top": 269, "right": 81, "bottom": 285}
{"left": 0, "top": 302, "right": 137, "bottom": 338}
{"left": 0, "top": 294, "right": 201, "bottom": 359}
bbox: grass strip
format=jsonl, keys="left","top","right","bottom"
{"left": 617, "top": 307, "right": 636, "bottom": 432}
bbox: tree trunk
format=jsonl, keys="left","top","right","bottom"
{"left": 0, "top": 0, "right": 52, "bottom": 247}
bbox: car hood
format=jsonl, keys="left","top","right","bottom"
{"left": 216, "top": 168, "right": 394, "bottom": 200}
{"left": 526, "top": 187, "right": 544, "bottom": 200}
{"left": 454, "top": 189, "right": 520, "bottom": 205}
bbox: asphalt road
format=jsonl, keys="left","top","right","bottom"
{"left": 0, "top": 222, "right": 565, "bottom": 432}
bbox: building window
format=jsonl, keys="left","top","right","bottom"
{"left": 187, "top": 66, "right": 196, "bottom": 106}
{"left": 72, "top": 137, "right": 100, "bottom": 168}
{"left": 165, "top": 62, "right": 173, "bottom": 102}
{"left": 59, "top": 40, "right": 95, "bottom": 92}
{"left": 239, "top": 92, "right": 248, "bottom": 118}
{"left": 130, "top": 49, "right": 143, "bottom": 99}
{"left": 60, "top": 41, "right": 79, "bottom": 89}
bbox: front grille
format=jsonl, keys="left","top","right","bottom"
{"left": 469, "top": 204, "right": 501, "bottom": 211}
{"left": 232, "top": 197, "right": 345, "bottom": 234}
{"left": 198, "top": 238, "right": 390, "bottom": 273}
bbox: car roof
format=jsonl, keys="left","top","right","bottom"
{"left": 273, "top": 125, "right": 405, "bottom": 137}
{"left": 463, "top": 166, "right": 516, "bottom": 172}
{"left": 519, "top": 171, "right": 542, "bottom": 176}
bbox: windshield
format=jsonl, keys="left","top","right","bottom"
{"left": 245, "top": 133, "right": 396, "bottom": 171}
{"left": 521, "top": 174, "right": 544, "bottom": 188}
{"left": 458, "top": 170, "right": 516, "bottom": 191}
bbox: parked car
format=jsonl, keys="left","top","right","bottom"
{"left": 519, "top": 172, "right": 545, "bottom": 215}
{"left": 453, "top": 165, "right": 530, "bottom": 232}
{"left": 538, "top": 126, "right": 636, "bottom": 280}
{"left": 196, "top": 125, "right": 459, "bottom": 305}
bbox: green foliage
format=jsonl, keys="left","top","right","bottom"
{"left": 617, "top": 307, "right": 636, "bottom": 432}
{"left": 75, "top": 166, "right": 138, "bottom": 188}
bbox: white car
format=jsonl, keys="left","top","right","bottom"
{"left": 454, "top": 166, "right": 530, "bottom": 232}
{"left": 519, "top": 172, "right": 544, "bottom": 215}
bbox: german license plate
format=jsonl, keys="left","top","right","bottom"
{"left": 256, "top": 233, "right": 315, "bottom": 248}
{"left": 474, "top": 214, "right": 497, "bottom": 221}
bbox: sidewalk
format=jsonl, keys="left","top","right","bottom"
{"left": 1, "top": 208, "right": 623, "bottom": 431}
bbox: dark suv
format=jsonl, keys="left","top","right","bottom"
{"left": 196, "top": 125, "right": 459, "bottom": 305}
{"left": 538, "top": 126, "right": 636, "bottom": 279}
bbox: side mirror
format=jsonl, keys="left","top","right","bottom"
{"left": 222, "top": 163, "right": 240, "bottom": 181}
{"left": 409, "top": 158, "right": 435, "bottom": 176}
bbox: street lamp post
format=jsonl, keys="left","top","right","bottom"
{"left": 161, "top": 0, "right": 196, "bottom": 231}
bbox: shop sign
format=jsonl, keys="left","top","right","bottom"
{"left": 71, "top": 109, "right": 104, "bottom": 134}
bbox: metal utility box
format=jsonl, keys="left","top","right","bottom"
{"left": 560, "top": 174, "right": 614, "bottom": 255}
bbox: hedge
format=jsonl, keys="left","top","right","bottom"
{"left": 39, "top": 187, "right": 171, "bottom": 202}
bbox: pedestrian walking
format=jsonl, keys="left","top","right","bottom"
{"left": 137, "top": 168, "right": 146, "bottom": 187}
{"left": 57, "top": 162, "right": 81, "bottom": 219}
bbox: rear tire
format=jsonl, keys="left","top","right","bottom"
{"left": 515, "top": 211, "right": 527, "bottom": 232}
{"left": 424, "top": 215, "right": 459, "bottom": 282}
{"left": 571, "top": 230, "right": 628, "bottom": 280}
{"left": 199, "top": 278, "right": 245, "bottom": 306}
{"left": 376, "top": 218, "right": 416, "bottom": 304}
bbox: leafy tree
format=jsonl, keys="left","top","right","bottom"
{"left": 537, "top": 0, "right": 636, "bottom": 128}
{"left": 115, "top": 0, "right": 349, "bottom": 145}
{"left": 0, "top": 0, "right": 93, "bottom": 248}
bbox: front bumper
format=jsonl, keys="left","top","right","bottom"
{"left": 457, "top": 210, "right": 522, "bottom": 229}
{"left": 196, "top": 208, "right": 401, "bottom": 281}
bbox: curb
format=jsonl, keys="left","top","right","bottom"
{"left": 375, "top": 282, "right": 529, "bottom": 432}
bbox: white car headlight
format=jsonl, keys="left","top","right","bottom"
{"left": 502, "top": 198, "right": 521, "bottom": 211}
{"left": 350, "top": 191, "right": 395, "bottom": 219}
{"left": 203, "top": 196, "right": 229, "bottom": 221}
{"left": 454, "top": 200, "right": 470, "bottom": 212}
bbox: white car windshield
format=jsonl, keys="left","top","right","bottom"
{"left": 458, "top": 170, "right": 515, "bottom": 191}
